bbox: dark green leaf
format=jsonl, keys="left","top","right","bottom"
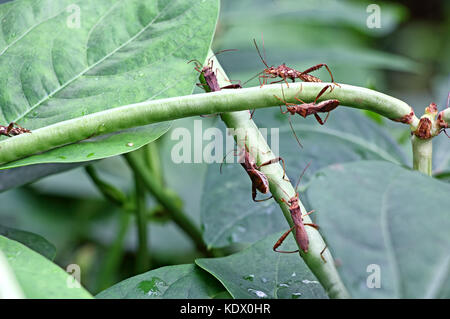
{"left": 0, "top": 0, "right": 219, "bottom": 166}
{"left": 307, "top": 161, "right": 450, "bottom": 298}
{"left": 196, "top": 232, "right": 328, "bottom": 299}
{"left": 0, "top": 225, "right": 56, "bottom": 260}
{"left": 96, "top": 264, "right": 227, "bottom": 299}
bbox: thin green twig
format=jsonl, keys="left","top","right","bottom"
{"left": 123, "top": 152, "right": 210, "bottom": 257}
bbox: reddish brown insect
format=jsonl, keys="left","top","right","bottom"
{"left": 273, "top": 163, "right": 318, "bottom": 253}
{"left": 188, "top": 50, "right": 242, "bottom": 93}
{"left": 275, "top": 84, "right": 340, "bottom": 125}
{"left": 271, "top": 85, "right": 339, "bottom": 149}
{"left": 0, "top": 122, "right": 31, "bottom": 137}
{"left": 253, "top": 39, "right": 339, "bottom": 88}
{"left": 221, "top": 135, "right": 287, "bottom": 202}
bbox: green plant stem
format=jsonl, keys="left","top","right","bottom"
{"left": 209, "top": 52, "right": 350, "bottom": 298}
{"left": 97, "top": 210, "right": 131, "bottom": 291}
{"left": 123, "top": 152, "right": 210, "bottom": 256}
{"left": 143, "top": 141, "right": 164, "bottom": 186}
{"left": 134, "top": 174, "right": 150, "bottom": 273}
{"left": 0, "top": 83, "right": 418, "bottom": 165}
{"left": 84, "top": 165, "right": 127, "bottom": 206}
{"left": 412, "top": 136, "right": 432, "bottom": 176}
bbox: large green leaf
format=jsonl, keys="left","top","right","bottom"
{"left": 196, "top": 232, "right": 328, "bottom": 299}
{"left": 201, "top": 108, "right": 407, "bottom": 248}
{"left": 0, "top": 235, "right": 93, "bottom": 298}
{"left": 0, "top": 224, "right": 56, "bottom": 260}
{"left": 96, "top": 264, "right": 229, "bottom": 298}
{"left": 0, "top": 0, "right": 219, "bottom": 166}
{"left": 0, "top": 122, "right": 170, "bottom": 169}
{"left": 306, "top": 161, "right": 450, "bottom": 298}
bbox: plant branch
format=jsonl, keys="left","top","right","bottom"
{"left": 209, "top": 52, "right": 350, "bottom": 299}
{"left": 84, "top": 165, "right": 127, "bottom": 207}
{"left": 411, "top": 136, "right": 432, "bottom": 176}
{"left": 0, "top": 83, "right": 418, "bottom": 165}
{"left": 123, "top": 152, "right": 210, "bottom": 256}
{"left": 97, "top": 210, "right": 131, "bottom": 291}
{"left": 134, "top": 173, "right": 150, "bottom": 273}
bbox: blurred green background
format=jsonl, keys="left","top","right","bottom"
{"left": 0, "top": 0, "right": 448, "bottom": 294}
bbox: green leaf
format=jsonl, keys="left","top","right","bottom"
{"left": 196, "top": 232, "right": 328, "bottom": 299}
{"left": 0, "top": 0, "right": 219, "bottom": 166}
{"left": 96, "top": 264, "right": 228, "bottom": 299}
{"left": 0, "top": 225, "right": 56, "bottom": 260}
{"left": 0, "top": 123, "right": 170, "bottom": 169}
{"left": 221, "top": 0, "right": 407, "bottom": 36}
{"left": 201, "top": 108, "right": 407, "bottom": 248}
{"left": 0, "top": 162, "right": 88, "bottom": 192}
{"left": 0, "top": 235, "right": 93, "bottom": 298}
{"left": 306, "top": 161, "right": 450, "bottom": 298}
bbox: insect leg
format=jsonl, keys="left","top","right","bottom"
{"left": 258, "top": 156, "right": 288, "bottom": 179}
{"left": 320, "top": 245, "right": 328, "bottom": 263}
{"left": 273, "top": 226, "right": 299, "bottom": 253}
{"left": 314, "top": 113, "right": 325, "bottom": 125}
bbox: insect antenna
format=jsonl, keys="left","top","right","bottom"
{"left": 219, "top": 148, "right": 239, "bottom": 174}
{"left": 253, "top": 38, "right": 270, "bottom": 68}
{"left": 294, "top": 162, "right": 311, "bottom": 193}
{"left": 242, "top": 70, "right": 265, "bottom": 86}
{"left": 288, "top": 116, "right": 303, "bottom": 149}
{"left": 278, "top": 85, "right": 303, "bottom": 149}
{"left": 187, "top": 59, "right": 201, "bottom": 64}
{"left": 212, "top": 48, "right": 238, "bottom": 57}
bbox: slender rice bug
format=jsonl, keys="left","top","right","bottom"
{"left": 0, "top": 122, "right": 31, "bottom": 137}
{"left": 253, "top": 38, "right": 339, "bottom": 88}
{"left": 273, "top": 162, "right": 327, "bottom": 262}
{"left": 221, "top": 133, "right": 287, "bottom": 202}
{"left": 275, "top": 84, "right": 340, "bottom": 125}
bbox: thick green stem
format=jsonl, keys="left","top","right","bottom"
{"left": 412, "top": 136, "right": 433, "bottom": 176}
{"left": 123, "top": 152, "right": 210, "bottom": 256}
{"left": 0, "top": 83, "right": 417, "bottom": 165}
{"left": 210, "top": 52, "right": 350, "bottom": 298}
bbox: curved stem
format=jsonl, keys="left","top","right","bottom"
{"left": 84, "top": 165, "right": 127, "bottom": 207}
{"left": 209, "top": 52, "right": 350, "bottom": 298}
{"left": 123, "top": 152, "right": 210, "bottom": 256}
{"left": 0, "top": 83, "right": 417, "bottom": 165}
